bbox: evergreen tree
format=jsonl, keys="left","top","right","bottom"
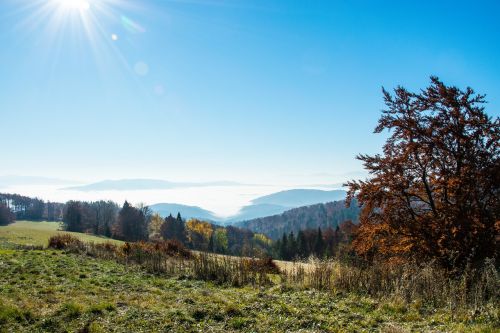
{"left": 288, "top": 231, "right": 297, "bottom": 259}
{"left": 115, "top": 201, "right": 148, "bottom": 242}
{"left": 160, "top": 213, "right": 187, "bottom": 245}
{"left": 314, "top": 227, "right": 324, "bottom": 257}
{"left": 175, "top": 213, "right": 187, "bottom": 244}
{"left": 296, "top": 230, "right": 308, "bottom": 259}
{"left": 280, "top": 232, "right": 289, "bottom": 260}
{"left": 63, "top": 201, "right": 83, "bottom": 232}
{"left": 160, "top": 214, "right": 176, "bottom": 240}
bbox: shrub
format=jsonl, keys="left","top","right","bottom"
{"left": 48, "top": 234, "right": 84, "bottom": 251}
{"left": 242, "top": 256, "right": 280, "bottom": 274}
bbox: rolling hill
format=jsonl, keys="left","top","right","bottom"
{"left": 151, "top": 189, "right": 350, "bottom": 224}
{"left": 149, "top": 203, "right": 218, "bottom": 221}
{"left": 224, "top": 189, "right": 348, "bottom": 223}
{"left": 235, "top": 200, "right": 360, "bottom": 240}
{"left": 251, "top": 189, "right": 346, "bottom": 207}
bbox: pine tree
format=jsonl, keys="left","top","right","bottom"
{"left": 115, "top": 201, "right": 148, "bottom": 242}
{"left": 297, "top": 230, "right": 308, "bottom": 259}
{"left": 314, "top": 227, "right": 324, "bottom": 257}
{"left": 288, "top": 231, "right": 297, "bottom": 259}
{"left": 63, "top": 201, "right": 83, "bottom": 232}
{"left": 280, "top": 232, "right": 289, "bottom": 260}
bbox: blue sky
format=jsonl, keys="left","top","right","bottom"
{"left": 1, "top": 0, "right": 499, "bottom": 185}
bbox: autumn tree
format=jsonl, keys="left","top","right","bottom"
{"left": 185, "top": 218, "right": 213, "bottom": 250}
{"left": 346, "top": 77, "right": 499, "bottom": 269}
{"left": 149, "top": 213, "right": 164, "bottom": 241}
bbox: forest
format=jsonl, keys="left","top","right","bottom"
{"left": 0, "top": 193, "right": 64, "bottom": 224}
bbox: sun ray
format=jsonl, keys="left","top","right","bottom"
{"left": 7, "top": 0, "right": 147, "bottom": 78}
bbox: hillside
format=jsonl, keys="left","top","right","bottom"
{"left": 151, "top": 189, "right": 349, "bottom": 225}
{"left": 226, "top": 189, "right": 348, "bottom": 224}
{"left": 224, "top": 204, "right": 289, "bottom": 224}
{"left": 235, "top": 200, "right": 360, "bottom": 240}
{"left": 0, "top": 224, "right": 495, "bottom": 332}
{"left": 150, "top": 203, "right": 218, "bottom": 221}
{"left": 0, "top": 221, "right": 122, "bottom": 248}
{"left": 251, "top": 189, "right": 346, "bottom": 207}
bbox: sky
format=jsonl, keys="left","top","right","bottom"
{"left": 0, "top": 0, "right": 499, "bottom": 212}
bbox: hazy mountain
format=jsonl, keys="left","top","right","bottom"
{"left": 149, "top": 203, "right": 218, "bottom": 221}
{"left": 225, "top": 204, "right": 290, "bottom": 223}
{"left": 251, "top": 189, "right": 346, "bottom": 208}
{"left": 63, "top": 179, "right": 245, "bottom": 191}
{"left": 221, "top": 190, "right": 347, "bottom": 224}
{"left": 235, "top": 200, "right": 360, "bottom": 240}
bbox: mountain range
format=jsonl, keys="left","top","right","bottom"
{"left": 149, "top": 189, "right": 348, "bottom": 224}
{"left": 63, "top": 178, "right": 246, "bottom": 191}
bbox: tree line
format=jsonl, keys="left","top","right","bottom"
{"left": 62, "top": 200, "right": 274, "bottom": 257}
{"left": 0, "top": 193, "right": 64, "bottom": 224}
{"left": 274, "top": 221, "right": 357, "bottom": 260}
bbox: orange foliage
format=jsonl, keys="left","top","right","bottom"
{"left": 346, "top": 77, "right": 499, "bottom": 269}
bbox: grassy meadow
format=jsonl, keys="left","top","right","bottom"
{"left": 0, "top": 222, "right": 498, "bottom": 332}
{"left": 0, "top": 221, "right": 122, "bottom": 248}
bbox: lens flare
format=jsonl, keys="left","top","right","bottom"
{"left": 121, "top": 15, "right": 146, "bottom": 34}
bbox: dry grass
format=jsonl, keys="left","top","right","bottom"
{"left": 280, "top": 257, "right": 499, "bottom": 311}
{"left": 48, "top": 234, "right": 279, "bottom": 288}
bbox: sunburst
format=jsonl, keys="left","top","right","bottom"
{"left": 9, "top": 0, "right": 147, "bottom": 76}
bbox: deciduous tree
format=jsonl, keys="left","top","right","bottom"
{"left": 346, "top": 77, "right": 500, "bottom": 268}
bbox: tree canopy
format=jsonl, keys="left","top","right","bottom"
{"left": 346, "top": 77, "right": 499, "bottom": 269}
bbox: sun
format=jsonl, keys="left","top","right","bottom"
{"left": 56, "top": 0, "right": 91, "bottom": 11}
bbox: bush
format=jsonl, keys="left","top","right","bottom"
{"left": 242, "top": 256, "right": 280, "bottom": 275}
{"left": 48, "top": 234, "right": 84, "bottom": 251}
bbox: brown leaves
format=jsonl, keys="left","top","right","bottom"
{"left": 347, "top": 77, "right": 499, "bottom": 269}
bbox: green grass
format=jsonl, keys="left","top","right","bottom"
{"left": 0, "top": 222, "right": 498, "bottom": 332}
{"left": 0, "top": 249, "right": 498, "bottom": 332}
{"left": 0, "top": 221, "right": 122, "bottom": 248}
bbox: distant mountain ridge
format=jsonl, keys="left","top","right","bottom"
{"left": 224, "top": 204, "right": 289, "bottom": 223}
{"left": 235, "top": 200, "right": 360, "bottom": 240}
{"left": 149, "top": 189, "right": 349, "bottom": 224}
{"left": 63, "top": 179, "right": 245, "bottom": 191}
{"left": 251, "top": 189, "right": 346, "bottom": 207}
{"left": 149, "top": 203, "right": 218, "bottom": 221}
{"left": 224, "top": 189, "right": 347, "bottom": 223}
